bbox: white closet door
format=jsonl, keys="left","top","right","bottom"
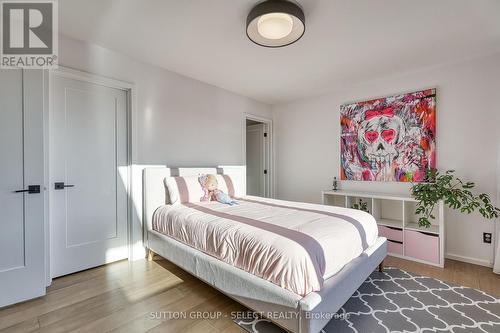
{"left": 0, "top": 69, "right": 46, "bottom": 307}
{"left": 50, "top": 75, "right": 128, "bottom": 278}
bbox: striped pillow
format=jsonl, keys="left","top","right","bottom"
{"left": 164, "top": 174, "right": 233, "bottom": 204}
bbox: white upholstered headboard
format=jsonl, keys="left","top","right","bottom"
{"left": 143, "top": 166, "right": 246, "bottom": 232}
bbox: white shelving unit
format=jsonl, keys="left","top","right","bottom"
{"left": 322, "top": 190, "right": 444, "bottom": 267}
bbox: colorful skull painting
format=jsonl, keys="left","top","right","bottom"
{"left": 340, "top": 89, "right": 436, "bottom": 182}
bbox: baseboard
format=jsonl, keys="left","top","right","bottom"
{"left": 445, "top": 253, "right": 493, "bottom": 268}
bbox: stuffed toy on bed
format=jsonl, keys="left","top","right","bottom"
{"left": 198, "top": 174, "right": 238, "bottom": 205}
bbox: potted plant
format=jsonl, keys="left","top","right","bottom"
{"left": 411, "top": 169, "right": 500, "bottom": 228}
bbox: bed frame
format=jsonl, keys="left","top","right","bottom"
{"left": 143, "top": 166, "right": 387, "bottom": 333}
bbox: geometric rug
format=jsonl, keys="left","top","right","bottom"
{"left": 234, "top": 268, "right": 500, "bottom": 333}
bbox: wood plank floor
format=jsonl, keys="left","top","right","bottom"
{"left": 1, "top": 255, "right": 499, "bottom": 333}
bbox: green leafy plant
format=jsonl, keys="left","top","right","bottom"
{"left": 411, "top": 169, "right": 500, "bottom": 228}
{"left": 352, "top": 199, "right": 369, "bottom": 213}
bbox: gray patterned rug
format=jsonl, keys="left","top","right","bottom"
{"left": 234, "top": 268, "right": 500, "bottom": 333}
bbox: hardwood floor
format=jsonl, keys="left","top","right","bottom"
{"left": 385, "top": 256, "right": 500, "bottom": 296}
{"left": 1, "top": 255, "right": 499, "bottom": 333}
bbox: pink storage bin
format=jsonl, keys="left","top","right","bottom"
{"left": 387, "top": 240, "right": 403, "bottom": 255}
{"left": 378, "top": 225, "right": 403, "bottom": 242}
{"left": 404, "top": 229, "right": 440, "bottom": 264}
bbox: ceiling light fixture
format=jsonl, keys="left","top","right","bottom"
{"left": 246, "top": 0, "right": 305, "bottom": 48}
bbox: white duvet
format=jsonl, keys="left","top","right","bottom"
{"left": 152, "top": 196, "right": 378, "bottom": 296}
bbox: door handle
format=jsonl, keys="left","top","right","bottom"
{"left": 14, "top": 185, "right": 40, "bottom": 194}
{"left": 54, "top": 182, "right": 75, "bottom": 190}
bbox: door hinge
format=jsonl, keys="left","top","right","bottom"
{"left": 264, "top": 132, "right": 267, "bottom": 138}
{"left": 264, "top": 170, "right": 268, "bottom": 175}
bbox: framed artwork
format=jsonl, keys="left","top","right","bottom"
{"left": 340, "top": 88, "right": 436, "bottom": 182}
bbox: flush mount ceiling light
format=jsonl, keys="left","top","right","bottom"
{"left": 246, "top": 0, "right": 305, "bottom": 48}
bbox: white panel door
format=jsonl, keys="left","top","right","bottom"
{"left": 0, "top": 69, "right": 46, "bottom": 307}
{"left": 246, "top": 124, "right": 265, "bottom": 196}
{"left": 50, "top": 75, "right": 128, "bottom": 278}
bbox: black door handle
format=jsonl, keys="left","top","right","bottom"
{"left": 15, "top": 185, "right": 40, "bottom": 194}
{"left": 54, "top": 182, "right": 75, "bottom": 190}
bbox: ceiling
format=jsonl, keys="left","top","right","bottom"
{"left": 59, "top": 0, "right": 500, "bottom": 104}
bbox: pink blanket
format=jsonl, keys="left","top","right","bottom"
{"left": 152, "top": 196, "right": 378, "bottom": 296}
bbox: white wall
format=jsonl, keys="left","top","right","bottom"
{"left": 59, "top": 36, "right": 272, "bottom": 164}
{"left": 273, "top": 53, "right": 500, "bottom": 267}
{"left": 58, "top": 36, "right": 272, "bottom": 259}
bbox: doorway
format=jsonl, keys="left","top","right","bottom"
{"left": 49, "top": 70, "right": 129, "bottom": 278}
{"left": 245, "top": 116, "right": 272, "bottom": 197}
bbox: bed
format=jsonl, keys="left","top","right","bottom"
{"left": 143, "top": 166, "right": 387, "bottom": 333}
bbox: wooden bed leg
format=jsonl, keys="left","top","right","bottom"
{"left": 378, "top": 261, "right": 384, "bottom": 272}
{"left": 147, "top": 249, "right": 154, "bottom": 261}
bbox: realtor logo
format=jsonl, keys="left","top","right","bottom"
{"left": 1, "top": 0, "right": 58, "bottom": 68}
